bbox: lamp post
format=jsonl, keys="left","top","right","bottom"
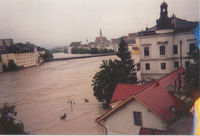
{"left": 67, "top": 99, "right": 75, "bottom": 112}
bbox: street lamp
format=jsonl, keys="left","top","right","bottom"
{"left": 67, "top": 99, "right": 75, "bottom": 112}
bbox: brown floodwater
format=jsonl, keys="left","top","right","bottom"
{"left": 0, "top": 54, "right": 116, "bottom": 134}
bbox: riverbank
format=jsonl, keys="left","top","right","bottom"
{"left": 50, "top": 53, "right": 116, "bottom": 61}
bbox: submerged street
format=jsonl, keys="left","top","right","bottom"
{"left": 0, "top": 55, "right": 116, "bottom": 134}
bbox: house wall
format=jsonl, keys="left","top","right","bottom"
{"left": 136, "top": 31, "right": 196, "bottom": 81}
{"left": 1, "top": 52, "right": 39, "bottom": 69}
{"left": 104, "top": 100, "right": 167, "bottom": 135}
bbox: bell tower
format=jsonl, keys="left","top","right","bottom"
{"left": 160, "top": 2, "right": 168, "bottom": 18}
{"left": 156, "top": 2, "right": 173, "bottom": 29}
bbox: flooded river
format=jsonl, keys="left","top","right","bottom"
{"left": 0, "top": 54, "right": 116, "bottom": 134}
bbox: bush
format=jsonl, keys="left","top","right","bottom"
{"left": 7, "top": 60, "right": 18, "bottom": 71}
{"left": 42, "top": 49, "right": 53, "bottom": 61}
{"left": 0, "top": 103, "right": 28, "bottom": 134}
{"left": 2, "top": 64, "right": 8, "bottom": 72}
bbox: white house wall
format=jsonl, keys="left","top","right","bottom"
{"left": 104, "top": 100, "right": 167, "bottom": 135}
{"left": 136, "top": 32, "right": 196, "bottom": 80}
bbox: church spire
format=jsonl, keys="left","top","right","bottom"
{"left": 100, "top": 28, "right": 102, "bottom": 37}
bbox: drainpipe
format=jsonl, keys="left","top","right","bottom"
{"left": 98, "top": 122, "right": 108, "bottom": 135}
{"left": 180, "top": 40, "right": 183, "bottom": 67}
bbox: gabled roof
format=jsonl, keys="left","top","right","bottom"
{"left": 96, "top": 68, "right": 185, "bottom": 123}
{"left": 110, "top": 83, "right": 144, "bottom": 103}
{"left": 135, "top": 67, "right": 185, "bottom": 121}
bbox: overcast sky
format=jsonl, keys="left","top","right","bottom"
{"left": 0, "top": 0, "right": 199, "bottom": 48}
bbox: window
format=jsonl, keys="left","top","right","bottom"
{"left": 144, "top": 47, "right": 149, "bottom": 56}
{"left": 174, "top": 61, "right": 179, "bottom": 68}
{"left": 185, "top": 61, "right": 190, "bottom": 68}
{"left": 133, "top": 112, "right": 142, "bottom": 126}
{"left": 145, "top": 63, "right": 150, "bottom": 70}
{"left": 173, "top": 45, "right": 178, "bottom": 54}
{"left": 160, "top": 46, "right": 165, "bottom": 55}
{"left": 170, "top": 106, "right": 177, "bottom": 114}
{"left": 161, "top": 63, "right": 166, "bottom": 70}
{"left": 189, "top": 43, "right": 195, "bottom": 54}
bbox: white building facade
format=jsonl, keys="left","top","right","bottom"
{"left": 136, "top": 2, "right": 198, "bottom": 83}
{"left": 104, "top": 100, "right": 167, "bottom": 134}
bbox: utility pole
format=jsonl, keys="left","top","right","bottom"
{"left": 180, "top": 40, "right": 183, "bottom": 67}
{"left": 67, "top": 99, "right": 75, "bottom": 112}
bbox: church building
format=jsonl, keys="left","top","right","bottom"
{"left": 95, "top": 29, "right": 109, "bottom": 47}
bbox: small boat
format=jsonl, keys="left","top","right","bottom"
{"left": 60, "top": 113, "right": 67, "bottom": 120}
{"left": 84, "top": 99, "right": 89, "bottom": 103}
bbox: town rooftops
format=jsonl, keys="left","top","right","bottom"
{"left": 96, "top": 67, "right": 185, "bottom": 123}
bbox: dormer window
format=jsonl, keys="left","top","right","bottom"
{"left": 170, "top": 106, "right": 176, "bottom": 114}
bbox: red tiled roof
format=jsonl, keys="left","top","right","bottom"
{"left": 96, "top": 68, "right": 185, "bottom": 123}
{"left": 135, "top": 67, "right": 185, "bottom": 121}
{"left": 110, "top": 83, "right": 144, "bottom": 103}
{"left": 139, "top": 127, "right": 164, "bottom": 135}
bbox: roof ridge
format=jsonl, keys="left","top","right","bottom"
{"left": 134, "top": 67, "right": 184, "bottom": 95}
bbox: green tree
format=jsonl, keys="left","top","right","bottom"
{"left": 2, "top": 64, "right": 8, "bottom": 72}
{"left": 0, "top": 103, "right": 28, "bottom": 134}
{"left": 92, "top": 38, "right": 138, "bottom": 106}
{"left": 42, "top": 49, "right": 53, "bottom": 61}
{"left": 184, "top": 46, "right": 200, "bottom": 96}
{"left": 7, "top": 60, "right": 18, "bottom": 71}
{"left": 116, "top": 38, "right": 138, "bottom": 83}
{"left": 92, "top": 60, "right": 121, "bottom": 106}
{"left": 64, "top": 47, "right": 68, "bottom": 53}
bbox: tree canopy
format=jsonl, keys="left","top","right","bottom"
{"left": 92, "top": 38, "right": 138, "bottom": 106}
{"left": 184, "top": 46, "right": 200, "bottom": 96}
